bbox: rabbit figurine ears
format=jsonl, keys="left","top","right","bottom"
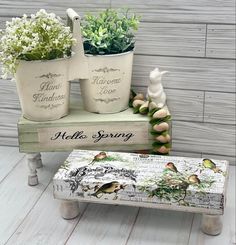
{"left": 149, "top": 68, "right": 169, "bottom": 83}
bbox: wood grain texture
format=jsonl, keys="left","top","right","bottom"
{"left": 0, "top": 136, "right": 18, "bottom": 146}
{"left": 206, "top": 25, "right": 236, "bottom": 59}
{"left": 126, "top": 208, "right": 193, "bottom": 245}
{"left": 170, "top": 151, "right": 202, "bottom": 158}
{"left": 73, "top": 84, "right": 205, "bottom": 122}
{"left": 0, "top": 16, "right": 12, "bottom": 29}
{"left": 0, "top": 125, "right": 18, "bottom": 138}
{"left": 0, "top": 151, "right": 69, "bottom": 244}
{"left": 6, "top": 183, "right": 87, "bottom": 245}
{"left": 0, "top": 19, "right": 206, "bottom": 58}
{"left": 172, "top": 121, "right": 235, "bottom": 156}
{"left": 188, "top": 166, "right": 235, "bottom": 245}
{"left": 111, "top": 0, "right": 236, "bottom": 24}
{"left": 0, "top": 80, "right": 20, "bottom": 109}
{"left": 132, "top": 55, "right": 236, "bottom": 93}
{"left": 66, "top": 203, "right": 139, "bottom": 245}
{"left": 135, "top": 22, "right": 206, "bottom": 57}
{"left": 0, "top": 146, "right": 24, "bottom": 182}
{"left": 0, "top": 108, "right": 20, "bottom": 126}
{"left": 204, "top": 92, "right": 236, "bottom": 125}
{"left": 0, "top": 0, "right": 110, "bottom": 17}
{"left": 0, "top": 80, "right": 204, "bottom": 122}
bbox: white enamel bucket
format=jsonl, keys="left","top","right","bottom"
{"left": 15, "top": 57, "right": 71, "bottom": 121}
{"left": 67, "top": 8, "right": 134, "bottom": 114}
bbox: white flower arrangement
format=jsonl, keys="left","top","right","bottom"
{"left": 0, "top": 9, "right": 76, "bottom": 79}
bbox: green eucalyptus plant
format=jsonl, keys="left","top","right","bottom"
{"left": 81, "top": 9, "right": 140, "bottom": 55}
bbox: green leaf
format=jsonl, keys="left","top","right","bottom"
{"left": 19, "top": 52, "right": 42, "bottom": 60}
{"left": 148, "top": 108, "right": 159, "bottom": 117}
{"left": 133, "top": 107, "right": 140, "bottom": 114}
{"left": 150, "top": 130, "right": 168, "bottom": 136}
{"left": 149, "top": 115, "right": 171, "bottom": 126}
{"left": 152, "top": 142, "right": 171, "bottom": 148}
{"left": 82, "top": 9, "right": 140, "bottom": 55}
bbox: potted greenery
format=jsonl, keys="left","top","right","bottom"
{"left": 0, "top": 9, "right": 76, "bottom": 121}
{"left": 79, "top": 9, "right": 140, "bottom": 113}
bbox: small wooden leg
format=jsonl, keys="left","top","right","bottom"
{"left": 201, "top": 214, "right": 223, "bottom": 235}
{"left": 35, "top": 153, "right": 43, "bottom": 168}
{"left": 27, "top": 153, "right": 39, "bottom": 186}
{"left": 60, "top": 200, "right": 79, "bottom": 220}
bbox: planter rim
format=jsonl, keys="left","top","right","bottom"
{"left": 84, "top": 50, "right": 134, "bottom": 58}
{"left": 16, "top": 55, "right": 72, "bottom": 64}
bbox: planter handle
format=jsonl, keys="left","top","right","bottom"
{"left": 66, "top": 8, "right": 89, "bottom": 80}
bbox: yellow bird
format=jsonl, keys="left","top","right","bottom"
{"left": 91, "top": 181, "right": 125, "bottom": 198}
{"left": 202, "top": 159, "right": 222, "bottom": 173}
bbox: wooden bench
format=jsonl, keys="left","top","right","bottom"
{"left": 18, "top": 104, "right": 155, "bottom": 185}
{"left": 53, "top": 149, "right": 229, "bottom": 236}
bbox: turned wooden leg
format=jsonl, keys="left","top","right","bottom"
{"left": 60, "top": 200, "right": 79, "bottom": 220}
{"left": 201, "top": 214, "right": 223, "bottom": 235}
{"left": 35, "top": 153, "right": 43, "bottom": 168}
{"left": 27, "top": 153, "right": 39, "bottom": 186}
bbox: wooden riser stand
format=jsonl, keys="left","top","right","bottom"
{"left": 53, "top": 150, "right": 229, "bottom": 236}
{"left": 18, "top": 104, "right": 171, "bottom": 186}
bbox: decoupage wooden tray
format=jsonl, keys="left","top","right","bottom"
{"left": 53, "top": 149, "right": 229, "bottom": 215}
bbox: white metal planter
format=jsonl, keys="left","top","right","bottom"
{"left": 67, "top": 8, "right": 134, "bottom": 114}
{"left": 80, "top": 51, "right": 133, "bottom": 113}
{"left": 15, "top": 58, "right": 71, "bottom": 121}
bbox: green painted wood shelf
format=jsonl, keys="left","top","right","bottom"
{"left": 18, "top": 104, "right": 154, "bottom": 153}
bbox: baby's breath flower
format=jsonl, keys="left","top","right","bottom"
{"left": 0, "top": 9, "right": 75, "bottom": 78}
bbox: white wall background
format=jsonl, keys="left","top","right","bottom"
{"left": 0, "top": 0, "right": 235, "bottom": 164}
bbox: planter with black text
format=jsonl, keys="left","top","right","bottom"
{"left": 69, "top": 8, "right": 140, "bottom": 113}
{"left": 15, "top": 58, "right": 71, "bottom": 121}
{"left": 80, "top": 51, "right": 133, "bottom": 113}
{"left": 0, "top": 9, "right": 78, "bottom": 121}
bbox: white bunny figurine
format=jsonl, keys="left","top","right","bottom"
{"left": 147, "top": 68, "right": 169, "bottom": 108}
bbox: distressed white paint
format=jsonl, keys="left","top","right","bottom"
{"left": 0, "top": 146, "right": 234, "bottom": 244}
{"left": 59, "top": 200, "right": 80, "bottom": 219}
{"left": 53, "top": 149, "right": 228, "bottom": 214}
{"left": 188, "top": 167, "right": 235, "bottom": 244}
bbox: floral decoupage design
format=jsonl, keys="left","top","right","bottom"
{"left": 53, "top": 150, "right": 228, "bottom": 210}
